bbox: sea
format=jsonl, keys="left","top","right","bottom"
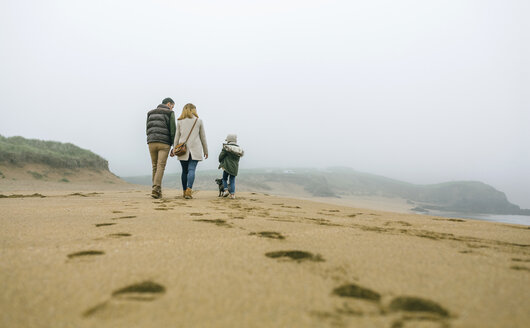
{"left": 428, "top": 211, "right": 530, "bottom": 226}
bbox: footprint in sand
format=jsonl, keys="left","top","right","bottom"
{"left": 332, "top": 283, "right": 381, "bottom": 302}
{"left": 265, "top": 250, "right": 324, "bottom": 262}
{"left": 112, "top": 210, "right": 123, "bottom": 214}
{"left": 510, "top": 265, "right": 530, "bottom": 272}
{"left": 68, "top": 192, "right": 102, "bottom": 197}
{"left": 67, "top": 251, "right": 105, "bottom": 262}
{"left": 320, "top": 283, "right": 452, "bottom": 327}
{"left": 68, "top": 250, "right": 105, "bottom": 258}
{"left": 112, "top": 215, "right": 137, "bottom": 220}
{"left": 388, "top": 296, "right": 451, "bottom": 327}
{"left": 194, "top": 219, "right": 232, "bottom": 228}
{"left": 95, "top": 223, "right": 117, "bottom": 227}
{"left": 83, "top": 281, "right": 166, "bottom": 318}
{"left": 111, "top": 281, "right": 165, "bottom": 301}
{"left": 107, "top": 233, "right": 132, "bottom": 238}
{"left": 190, "top": 213, "right": 205, "bottom": 216}
{"left": 384, "top": 221, "right": 412, "bottom": 227}
{"left": 388, "top": 296, "right": 450, "bottom": 317}
{"left": 330, "top": 283, "right": 383, "bottom": 316}
{"left": 250, "top": 231, "right": 286, "bottom": 240}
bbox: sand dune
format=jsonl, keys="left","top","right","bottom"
{"left": 0, "top": 164, "right": 130, "bottom": 192}
{"left": 0, "top": 187, "right": 529, "bottom": 327}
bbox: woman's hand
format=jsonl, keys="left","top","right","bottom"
{"left": 204, "top": 154, "right": 208, "bottom": 159}
{"left": 170, "top": 149, "right": 175, "bottom": 157}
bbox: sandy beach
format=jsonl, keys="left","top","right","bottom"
{"left": 1, "top": 187, "right": 529, "bottom": 328}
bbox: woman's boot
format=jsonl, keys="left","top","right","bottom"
{"left": 185, "top": 188, "right": 193, "bottom": 199}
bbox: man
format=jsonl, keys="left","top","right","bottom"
{"left": 146, "top": 97, "right": 176, "bottom": 198}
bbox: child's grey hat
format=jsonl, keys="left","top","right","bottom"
{"left": 225, "top": 134, "right": 237, "bottom": 143}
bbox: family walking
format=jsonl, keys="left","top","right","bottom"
{"left": 146, "top": 98, "right": 243, "bottom": 199}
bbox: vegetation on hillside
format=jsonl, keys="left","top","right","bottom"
{"left": 0, "top": 135, "right": 109, "bottom": 170}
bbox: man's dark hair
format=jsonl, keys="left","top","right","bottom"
{"left": 162, "top": 97, "right": 174, "bottom": 105}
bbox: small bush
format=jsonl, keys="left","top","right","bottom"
{"left": 27, "top": 171, "right": 44, "bottom": 180}
{"left": 59, "top": 178, "right": 70, "bottom": 183}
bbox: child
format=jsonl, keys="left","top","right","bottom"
{"left": 218, "top": 134, "right": 244, "bottom": 199}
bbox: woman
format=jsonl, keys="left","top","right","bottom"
{"left": 172, "top": 103, "right": 208, "bottom": 199}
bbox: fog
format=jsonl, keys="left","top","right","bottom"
{"left": 1, "top": 0, "right": 529, "bottom": 207}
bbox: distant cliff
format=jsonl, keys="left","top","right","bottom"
{"left": 323, "top": 167, "right": 529, "bottom": 215}
{"left": 123, "top": 167, "right": 529, "bottom": 216}
{"left": 0, "top": 135, "right": 109, "bottom": 170}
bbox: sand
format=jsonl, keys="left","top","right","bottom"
{"left": 0, "top": 187, "right": 529, "bottom": 328}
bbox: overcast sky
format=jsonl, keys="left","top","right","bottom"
{"left": 1, "top": 0, "right": 529, "bottom": 207}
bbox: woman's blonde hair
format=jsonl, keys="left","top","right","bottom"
{"left": 177, "top": 103, "right": 199, "bottom": 120}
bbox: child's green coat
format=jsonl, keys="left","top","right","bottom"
{"left": 219, "top": 147, "right": 241, "bottom": 176}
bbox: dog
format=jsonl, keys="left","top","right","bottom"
{"left": 215, "top": 178, "right": 230, "bottom": 197}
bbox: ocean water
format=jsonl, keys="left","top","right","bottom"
{"left": 429, "top": 211, "right": 530, "bottom": 226}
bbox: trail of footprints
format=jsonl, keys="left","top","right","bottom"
{"left": 76, "top": 200, "right": 164, "bottom": 319}
{"left": 78, "top": 197, "right": 224, "bottom": 319}
{"left": 73, "top": 195, "right": 525, "bottom": 326}
{"left": 201, "top": 199, "right": 456, "bottom": 326}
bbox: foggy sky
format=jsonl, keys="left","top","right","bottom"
{"left": 1, "top": 0, "right": 529, "bottom": 207}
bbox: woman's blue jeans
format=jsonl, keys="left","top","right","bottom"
{"left": 180, "top": 155, "right": 198, "bottom": 190}
{"left": 222, "top": 170, "right": 236, "bottom": 194}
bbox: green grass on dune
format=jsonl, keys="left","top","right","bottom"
{"left": 0, "top": 135, "right": 108, "bottom": 170}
